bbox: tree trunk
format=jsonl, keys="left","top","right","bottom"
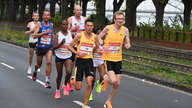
{"left": 113, "top": 0, "right": 124, "bottom": 14}
{"left": 125, "top": 0, "right": 144, "bottom": 28}
{"left": 28, "top": 0, "right": 34, "bottom": 20}
{"left": 182, "top": 0, "right": 192, "bottom": 26}
{"left": 82, "top": 0, "right": 89, "bottom": 17}
{"left": 97, "top": 0, "right": 106, "bottom": 25}
{"left": 152, "top": 0, "right": 168, "bottom": 27}
{"left": 33, "top": 0, "right": 37, "bottom": 11}
{"left": 11, "top": 0, "right": 19, "bottom": 19}
{"left": 50, "top": 0, "right": 56, "bottom": 18}
{"left": 20, "top": 0, "right": 26, "bottom": 21}
{"left": 0, "top": 0, "right": 5, "bottom": 18}
{"left": 39, "top": 0, "right": 47, "bottom": 21}
{"left": 5, "top": 1, "right": 9, "bottom": 18}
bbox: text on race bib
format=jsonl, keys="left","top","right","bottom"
{"left": 80, "top": 42, "right": 93, "bottom": 55}
{"left": 93, "top": 50, "right": 103, "bottom": 60}
{"left": 59, "top": 45, "right": 71, "bottom": 56}
{"left": 108, "top": 42, "right": 121, "bottom": 54}
{"left": 40, "top": 35, "right": 51, "bottom": 44}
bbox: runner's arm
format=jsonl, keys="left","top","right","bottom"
{"left": 53, "top": 33, "right": 63, "bottom": 50}
{"left": 33, "top": 23, "right": 43, "bottom": 39}
{"left": 71, "top": 32, "right": 75, "bottom": 39}
{"left": 67, "top": 17, "right": 73, "bottom": 31}
{"left": 25, "top": 22, "right": 33, "bottom": 35}
{"left": 95, "top": 34, "right": 103, "bottom": 55}
{"left": 68, "top": 33, "right": 81, "bottom": 55}
{"left": 124, "top": 27, "right": 131, "bottom": 49}
{"left": 98, "top": 26, "right": 109, "bottom": 45}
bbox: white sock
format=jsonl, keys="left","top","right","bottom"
{"left": 46, "top": 76, "right": 50, "bottom": 82}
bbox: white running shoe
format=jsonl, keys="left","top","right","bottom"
{"left": 37, "top": 68, "right": 40, "bottom": 73}
{"left": 27, "top": 67, "right": 32, "bottom": 74}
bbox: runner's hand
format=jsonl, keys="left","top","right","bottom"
{"left": 97, "top": 49, "right": 103, "bottom": 55}
{"left": 103, "top": 45, "right": 110, "bottom": 54}
{"left": 73, "top": 25, "right": 80, "bottom": 31}
{"left": 124, "top": 43, "right": 131, "bottom": 49}
{"left": 44, "top": 29, "right": 52, "bottom": 34}
{"left": 79, "top": 52, "right": 87, "bottom": 57}
{"left": 61, "top": 39, "right": 65, "bottom": 44}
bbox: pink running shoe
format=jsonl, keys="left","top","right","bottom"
{"left": 62, "top": 84, "right": 69, "bottom": 96}
{"left": 55, "top": 90, "right": 60, "bottom": 99}
{"left": 32, "top": 70, "right": 37, "bottom": 81}
{"left": 44, "top": 81, "right": 51, "bottom": 89}
{"left": 67, "top": 82, "right": 74, "bottom": 91}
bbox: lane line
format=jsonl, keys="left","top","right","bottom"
{"left": 27, "top": 76, "right": 45, "bottom": 86}
{"left": 73, "top": 100, "right": 91, "bottom": 108}
{"left": 123, "top": 74, "right": 192, "bottom": 97}
{"left": 1, "top": 62, "right": 15, "bottom": 69}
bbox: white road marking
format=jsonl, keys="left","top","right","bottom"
{"left": 27, "top": 76, "right": 45, "bottom": 86}
{"left": 1, "top": 62, "right": 15, "bottom": 69}
{"left": 73, "top": 100, "right": 91, "bottom": 108}
{"left": 123, "top": 74, "right": 192, "bottom": 97}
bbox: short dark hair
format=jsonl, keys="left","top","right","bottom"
{"left": 32, "top": 11, "right": 39, "bottom": 16}
{"left": 94, "top": 28, "right": 102, "bottom": 34}
{"left": 60, "top": 19, "right": 68, "bottom": 24}
{"left": 85, "top": 19, "right": 94, "bottom": 25}
{"left": 43, "top": 10, "right": 50, "bottom": 15}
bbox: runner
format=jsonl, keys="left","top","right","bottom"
{"left": 53, "top": 19, "right": 75, "bottom": 99}
{"left": 98, "top": 11, "right": 131, "bottom": 108}
{"left": 25, "top": 11, "right": 40, "bottom": 74}
{"left": 68, "top": 19, "right": 102, "bottom": 108}
{"left": 89, "top": 28, "right": 105, "bottom": 101}
{"left": 67, "top": 5, "right": 87, "bottom": 68}
{"left": 32, "top": 10, "right": 54, "bottom": 89}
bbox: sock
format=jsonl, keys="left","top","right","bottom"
{"left": 56, "top": 89, "right": 60, "bottom": 91}
{"left": 46, "top": 76, "right": 50, "bottom": 82}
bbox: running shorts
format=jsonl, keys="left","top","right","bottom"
{"left": 104, "top": 60, "right": 122, "bottom": 74}
{"left": 36, "top": 46, "right": 52, "bottom": 56}
{"left": 74, "top": 58, "right": 94, "bottom": 81}
{"left": 55, "top": 56, "right": 72, "bottom": 63}
{"left": 29, "top": 42, "right": 37, "bottom": 49}
{"left": 71, "top": 47, "right": 77, "bottom": 62}
{"left": 93, "top": 60, "right": 104, "bottom": 67}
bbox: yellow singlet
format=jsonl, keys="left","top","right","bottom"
{"left": 76, "top": 32, "right": 95, "bottom": 59}
{"left": 103, "top": 25, "right": 124, "bottom": 62}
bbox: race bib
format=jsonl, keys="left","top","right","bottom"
{"left": 93, "top": 50, "right": 103, "bottom": 60}
{"left": 59, "top": 45, "right": 71, "bottom": 56}
{"left": 80, "top": 42, "right": 93, "bottom": 55}
{"left": 108, "top": 42, "right": 121, "bottom": 54}
{"left": 40, "top": 35, "right": 51, "bottom": 44}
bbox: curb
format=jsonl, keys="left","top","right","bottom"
{"left": 1, "top": 39, "right": 192, "bottom": 94}
{"left": 123, "top": 69, "right": 192, "bottom": 94}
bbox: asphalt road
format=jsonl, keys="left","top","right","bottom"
{"left": 0, "top": 41, "right": 192, "bottom": 108}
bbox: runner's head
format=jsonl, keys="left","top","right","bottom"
{"left": 84, "top": 19, "right": 94, "bottom": 34}
{"left": 60, "top": 19, "right": 68, "bottom": 32}
{"left": 42, "top": 10, "right": 51, "bottom": 23}
{"left": 32, "top": 11, "right": 39, "bottom": 21}
{"left": 73, "top": 5, "right": 82, "bottom": 18}
{"left": 113, "top": 11, "right": 124, "bottom": 27}
{"left": 94, "top": 28, "right": 102, "bottom": 35}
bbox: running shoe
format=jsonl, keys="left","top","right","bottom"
{"left": 32, "top": 69, "right": 37, "bottom": 81}
{"left": 55, "top": 90, "right": 60, "bottom": 99}
{"left": 104, "top": 101, "right": 112, "bottom": 108}
{"left": 83, "top": 105, "right": 87, "bottom": 108}
{"left": 37, "top": 68, "right": 40, "bottom": 73}
{"left": 62, "top": 84, "right": 69, "bottom": 96}
{"left": 89, "top": 93, "right": 93, "bottom": 101}
{"left": 67, "top": 82, "right": 74, "bottom": 91}
{"left": 70, "top": 76, "right": 75, "bottom": 85}
{"left": 44, "top": 81, "right": 51, "bottom": 88}
{"left": 96, "top": 80, "right": 101, "bottom": 93}
{"left": 101, "top": 75, "right": 108, "bottom": 91}
{"left": 27, "top": 66, "right": 32, "bottom": 74}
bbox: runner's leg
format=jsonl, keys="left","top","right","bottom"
{"left": 55, "top": 62, "right": 63, "bottom": 90}
{"left": 84, "top": 76, "right": 94, "bottom": 105}
{"left": 64, "top": 59, "right": 73, "bottom": 85}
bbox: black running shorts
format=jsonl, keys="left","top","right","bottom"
{"left": 29, "top": 42, "right": 37, "bottom": 49}
{"left": 71, "top": 47, "right": 77, "bottom": 62}
{"left": 36, "top": 46, "right": 52, "bottom": 56}
{"left": 104, "top": 60, "right": 122, "bottom": 74}
{"left": 74, "top": 58, "right": 94, "bottom": 81}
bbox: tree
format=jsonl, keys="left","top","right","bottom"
{"left": 125, "top": 0, "right": 145, "bottom": 28}
{"left": 38, "top": 0, "right": 48, "bottom": 21}
{"left": 94, "top": 0, "right": 106, "bottom": 25}
{"left": 19, "top": 0, "right": 27, "bottom": 21}
{"left": 181, "top": 0, "right": 192, "bottom": 26}
{"left": 0, "top": 0, "right": 5, "bottom": 18}
{"left": 152, "top": 0, "right": 169, "bottom": 27}
{"left": 5, "top": 0, "right": 9, "bottom": 18}
{"left": 50, "top": 0, "right": 57, "bottom": 18}
{"left": 82, "top": 0, "right": 90, "bottom": 17}
{"left": 11, "top": 0, "right": 20, "bottom": 19}
{"left": 113, "top": 0, "right": 124, "bottom": 14}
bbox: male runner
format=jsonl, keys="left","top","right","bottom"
{"left": 25, "top": 11, "right": 40, "bottom": 74}
{"left": 67, "top": 5, "right": 87, "bottom": 66}
{"left": 68, "top": 19, "right": 102, "bottom": 108}
{"left": 89, "top": 28, "right": 105, "bottom": 101}
{"left": 53, "top": 19, "right": 75, "bottom": 99}
{"left": 33, "top": 10, "right": 54, "bottom": 88}
{"left": 98, "top": 11, "right": 131, "bottom": 108}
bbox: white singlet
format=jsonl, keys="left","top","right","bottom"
{"left": 29, "top": 22, "right": 38, "bottom": 43}
{"left": 55, "top": 31, "right": 73, "bottom": 59}
{"left": 93, "top": 40, "right": 104, "bottom": 67}
{"left": 71, "top": 16, "right": 85, "bottom": 33}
